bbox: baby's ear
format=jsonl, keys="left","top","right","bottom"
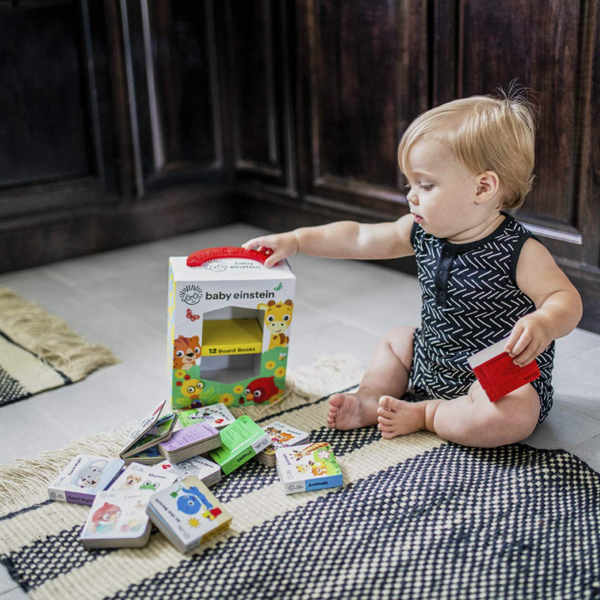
{"left": 474, "top": 171, "right": 501, "bottom": 204}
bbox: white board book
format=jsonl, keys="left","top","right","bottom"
{"left": 48, "top": 455, "right": 125, "bottom": 506}
{"left": 275, "top": 443, "right": 343, "bottom": 495}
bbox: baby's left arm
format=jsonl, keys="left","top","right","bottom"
{"left": 504, "top": 238, "right": 583, "bottom": 366}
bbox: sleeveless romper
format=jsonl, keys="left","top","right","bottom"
{"left": 409, "top": 212, "right": 555, "bottom": 425}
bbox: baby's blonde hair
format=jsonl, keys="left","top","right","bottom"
{"left": 397, "top": 83, "right": 540, "bottom": 211}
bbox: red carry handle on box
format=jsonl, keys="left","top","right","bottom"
{"left": 187, "top": 247, "right": 274, "bottom": 267}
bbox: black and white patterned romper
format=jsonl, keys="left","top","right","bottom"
{"left": 408, "top": 211, "right": 555, "bottom": 424}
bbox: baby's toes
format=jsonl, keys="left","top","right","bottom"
{"left": 377, "top": 414, "right": 393, "bottom": 426}
{"left": 379, "top": 395, "right": 400, "bottom": 412}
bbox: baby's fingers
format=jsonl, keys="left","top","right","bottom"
{"left": 513, "top": 341, "right": 542, "bottom": 367}
{"left": 508, "top": 329, "right": 531, "bottom": 358}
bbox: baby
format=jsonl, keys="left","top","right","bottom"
{"left": 243, "top": 91, "right": 582, "bottom": 448}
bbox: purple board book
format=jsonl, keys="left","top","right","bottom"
{"left": 159, "top": 422, "right": 219, "bottom": 452}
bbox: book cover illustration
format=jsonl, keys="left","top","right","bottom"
{"left": 276, "top": 443, "right": 343, "bottom": 495}
{"left": 261, "top": 421, "right": 309, "bottom": 457}
{"left": 177, "top": 403, "right": 235, "bottom": 430}
{"left": 48, "top": 455, "right": 124, "bottom": 506}
{"left": 111, "top": 463, "right": 177, "bottom": 494}
{"left": 147, "top": 476, "right": 232, "bottom": 552}
{"left": 467, "top": 335, "right": 540, "bottom": 402}
{"left": 209, "top": 415, "right": 270, "bottom": 475}
{"left": 122, "top": 412, "right": 178, "bottom": 459}
{"left": 124, "top": 445, "right": 163, "bottom": 465}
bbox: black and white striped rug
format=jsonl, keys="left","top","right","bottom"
{"left": 1, "top": 357, "right": 599, "bottom": 600}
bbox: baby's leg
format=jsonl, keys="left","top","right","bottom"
{"left": 326, "top": 326, "right": 414, "bottom": 431}
{"left": 377, "top": 381, "right": 540, "bottom": 447}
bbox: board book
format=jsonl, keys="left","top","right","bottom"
{"left": 48, "top": 455, "right": 124, "bottom": 506}
{"left": 177, "top": 403, "right": 235, "bottom": 430}
{"left": 80, "top": 490, "right": 152, "bottom": 549}
{"left": 146, "top": 476, "right": 232, "bottom": 553}
{"left": 120, "top": 400, "right": 178, "bottom": 459}
{"left": 209, "top": 415, "right": 270, "bottom": 475}
{"left": 467, "top": 335, "right": 540, "bottom": 402}
{"left": 258, "top": 421, "right": 309, "bottom": 467}
{"left": 110, "top": 462, "right": 178, "bottom": 494}
{"left": 157, "top": 455, "right": 222, "bottom": 487}
{"left": 124, "top": 445, "right": 164, "bottom": 466}
{"left": 158, "top": 421, "right": 221, "bottom": 463}
{"left": 276, "top": 443, "right": 343, "bottom": 495}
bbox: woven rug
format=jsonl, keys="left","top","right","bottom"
{"left": 0, "top": 287, "right": 118, "bottom": 406}
{"left": 1, "top": 356, "right": 600, "bottom": 600}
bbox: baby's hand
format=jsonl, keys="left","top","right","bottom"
{"left": 504, "top": 312, "right": 554, "bottom": 367}
{"left": 242, "top": 232, "right": 299, "bottom": 268}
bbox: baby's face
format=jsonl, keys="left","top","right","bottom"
{"left": 403, "top": 138, "right": 497, "bottom": 240}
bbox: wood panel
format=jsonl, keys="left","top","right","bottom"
{"left": 297, "top": 0, "right": 428, "bottom": 216}
{"left": 121, "top": 0, "right": 226, "bottom": 194}
{"left": 0, "top": 0, "right": 118, "bottom": 218}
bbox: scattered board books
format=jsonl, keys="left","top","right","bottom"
{"left": 258, "top": 421, "right": 309, "bottom": 467}
{"left": 177, "top": 403, "right": 236, "bottom": 430}
{"left": 467, "top": 335, "right": 540, "bottom": 402}
{"left": 48, "top": 455, "right": 124, "bottom": 506}
{"left": 146, "top": 476, "right": 232, "bottom": 553}
{"left": 158, "top": 422, "right": 221, "bottom": 463}
{"left": 80, "top": 490, "right": 152, "bottom": 549}
{"left": 157, "top": 456, "right": 222, "bottom": 488}
{"left": 120, "top": 400, "right": 178, "bottom": 460}
{"left": 276, "top": 442, "right": 343, "bottom": 495}
{"left": 209, "top": 415, "right": 270, "bottom": 475}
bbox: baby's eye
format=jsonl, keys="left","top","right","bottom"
{"left": 419, "top": 184, "right": 433, "bottom": 191}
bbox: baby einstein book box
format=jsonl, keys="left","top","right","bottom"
{"left": 168, "top": 247, "right": 295, "bottom": 410}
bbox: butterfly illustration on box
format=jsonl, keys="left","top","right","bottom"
{"left": 186, "top": 309, "right": 200, "bottom": 322}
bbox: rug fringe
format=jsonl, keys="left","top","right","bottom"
{"left": 0, "top": 424, "right": 135, "bottom": 517}
{"left": 0, "top": 286, "right": 119, "bottom": 382}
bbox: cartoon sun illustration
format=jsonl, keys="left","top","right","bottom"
{"left": 175, "top": 369, "right": 186, "bottom": 379}
{"left": 275, "top": 367, "right": 286, "bottom": 378}
{"left": 233, "top": 385, "right": 244, "bottom": 394}
{"left": 220, "top": 392, "right": 235, "bottom": 406}
{"left": 265, "top": 361, "right": 276, "bottom": 371}
{"left": 188, "top": 517, "right": 200, "bottom": 528}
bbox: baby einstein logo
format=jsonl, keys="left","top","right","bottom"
{"left": 180, "top": 285, "right": 203, "bottom": 305}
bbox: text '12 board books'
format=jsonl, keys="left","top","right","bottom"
{"left": 276, "top": 443, "right": 343, "bottom": 495}
{"left": 48, "top": 455, "right": 124, "bottom": 506}
{"left": 158, "top": 422, "right": 221, "bottom": 463}
{"left": 79, "top": 463, "right": 178, "bottom": 549}
{"left": 146, "top": 476, "right": 232, "bottom": 553}
{"left": 209, "top": 415, "right": 270, "bottom": 475}
{"left": 177, "top": 403, "right": 236, "bottom": 430}
{"left": 120, "top": 400, "right": 178, "bottom": 460}
{"left": 467, "top": 335, "right": 540, "bottom": 403}
{"left": 158, "top": 455, "right": 222, "bottom": 488}
{"left": 258, "top": 421, "right": 309, "bottom": 467}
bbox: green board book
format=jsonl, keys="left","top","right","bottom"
{"left": 209, "top": 415, "right": 270, "bottom": 475}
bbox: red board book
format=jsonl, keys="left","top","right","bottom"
{"left": 467, "top": 336, "right": 540, "bottom": 403}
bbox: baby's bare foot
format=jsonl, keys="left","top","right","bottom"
{"left": 377, "top": 396, "right": 426, "bottom": 439}
{"left": 326, "top": 389, "right": 380, "bottom": 431}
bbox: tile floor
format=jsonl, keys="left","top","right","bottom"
{"left": 1, "top": 222, "right": 600, "bottom": 597}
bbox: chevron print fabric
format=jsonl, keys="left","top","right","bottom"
{"left": 409, "top": 212, "right": 555, "bottom": 423}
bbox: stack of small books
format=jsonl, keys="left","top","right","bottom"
{"left": 276, "top": 442, "right": 343, "bottom": 495}
{"left": 257, "top": 421, "right": 309, "bottom": 467}
{"left": 146, "top": 476, "right": 232, "bottom": 553}
{"left": 158, "top": 422, "right": 221, "bottom": 462}
{"left": 158, "top": 455, "right": 222, "bottom": 488}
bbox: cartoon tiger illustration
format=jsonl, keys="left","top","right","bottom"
{"left": 258, "top": 300, "right": 293, "bottom": 350}
{"left": 173, "top": 335, "right": 201, "bottom": 370}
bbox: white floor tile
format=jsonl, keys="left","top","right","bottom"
{"left": 0, "top": 564, "right": 18, "bottom": 596}
{"left": 569, "top": 434, "right": 600, "bottom": 473}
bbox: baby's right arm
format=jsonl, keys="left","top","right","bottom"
{"left": 242, "top": 214, "right": 415, "bottom": 267}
